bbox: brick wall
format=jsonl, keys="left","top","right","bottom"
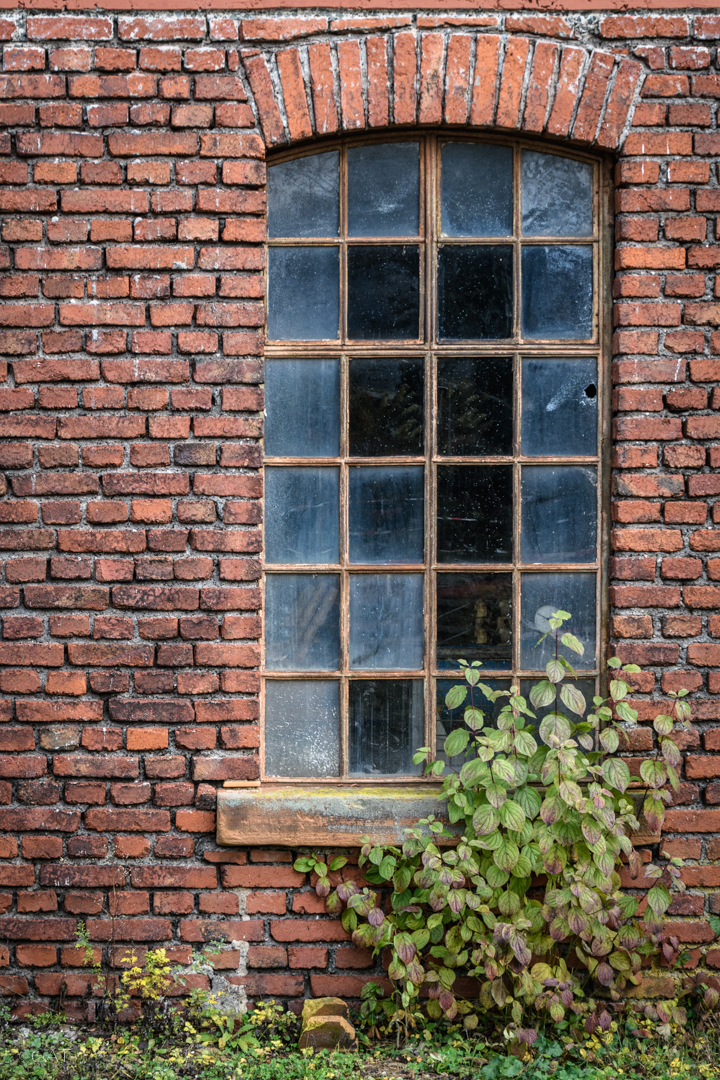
{"left": 0, "top": 7, "right": 718, "bottom": 1012}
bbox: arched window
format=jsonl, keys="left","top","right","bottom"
{"left": 262, "top": 134, "right": 607, "bottom": 782}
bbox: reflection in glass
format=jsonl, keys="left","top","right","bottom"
{"left": 349, "top": 359, "right": 423, "bottom": 456}
{"left": 436, "top": 678, "right": 509, "bottom": 766}
{"left": 441, "top": 142, "right": 513, "bottom": 237}
{"left": 268, "top": 151, "right": 339, "bottom": 238}
{"left": 521, "top": 151, "right": 593, "bottom": 238}
{"left": 520, "top": 572, "right": 596, "bottom": 668}
{"left": 265, "top": 574, "right": 340, "bottom": 670}
{"left": 438, "top": 246, "right": 513, "bottom": 339}
{"left": 349, "top": 466, "right": 424, "bottom": 564}
{"left": 350, "top": 574, "right": 423, "bottom": 670}
{"left": 265, "top": 360, "right": 340, "bottom": 457}
{"left": 519, "top": 678, "right": 596, "bottom": 743}
{"left": 268, "top": 247, "right": 339, "bottom": 340}
{"left": 265, "top": 467, "right": 339, "bottom": 564}
{"left": 265, "top": 680, "right": 340, "bottom": 776}
{"left": 521, "top": 358, "right": 597, "bottom": 457}
{"left": 347, "top": 142, "right": 420, "bottom": 237}
{"left": 437, "top": 465, "right": 513, "bottom": 563}
{"left": 521, "top": 246, "right": 593, "bottom": 340}
{"left": 347, "top": 246, "right": 420, "bottom": 339}
{"left": 437, "top": 358, "right": 513, "bottom": 456}
{"left": 349, "top": 679, "right": 423, "bottom": 775}
{"left": 436, "top": 573, "right": 512, "bottom": 668}
{"left": 521, "top": 465, "right": 597, "bottom": 563}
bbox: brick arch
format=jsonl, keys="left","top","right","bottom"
{"left": 241, "top": 31, "right": 644, "bottom": 154}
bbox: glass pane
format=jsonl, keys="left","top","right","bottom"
{"left": 268, "top": 151, "right": 339, "bottom": 238}
{"left": 347, "top": 142, "right": 420, "bottom": 237}
{"left": 349, "top": 359, "right": 424, "bottom": 457}
{"left": 437, "top": 246, "right": 513, "bottom": 340}
{"left": 436, "top": 677, "right": 509, "bottom": 766}
{"left": 436, "top": 573, "right": 512, "bottom": 669}
{"left": 349, "top": 679, "right": 423, "bottom": 776}
{"left": 520, "top": 678, "right": 596, "bottom": 742}
{"left": 521, "top": 246, "right": 593, "bottom": 340}
{"left": 521, "top": 358, "right": 597, "bottom": 458}
{"left": 265, "top": 680, "right": 339, "bottom": 777}
{"left": 520, "top": 572, "right": 596, "bottom": 668}
{"left": 437, "top": 465, "right": 513, "bottom": 564}
{"left": 521, "top": 465, "right": 597, "bottom": 563}
{"left": 349, "top": 573, "right": 423, "bottom": 670}
{"left": 268, "top": 247, "right": 339, "bottom": 341}
{"left": 349, "top": 466, "right": 424, "bottom": 564}
{"left": 347, "top": 246, "right": 420, "bottom": 340}
{"left": 437, "top": 358, "right": 513, "bottom": 456}
{"left": 265, "top": 467, "right": 339, "bottom": 564}
{"left": 521, "top": 150, "right": 592, "bottom": 238}
{"left": 265, "top": 360, "right": 340, "bottom": 458}
{"left": 441, "top": 142, "right": 513, "bottom": 237}
{"left": 265, "top": 574, "right": 340, "bottom": 671}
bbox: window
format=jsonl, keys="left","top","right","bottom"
{"left": 262, "top": 135, "right": 607, "bottom": 782}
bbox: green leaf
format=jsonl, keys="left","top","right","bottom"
{"left": 485, "top": 783, "right": 508, "bottom": 809}
{"left": 561, "top": 632, "right": 585, "bottom": 657}
{"left": 640, "top": 760, "right": 667, "bottom": 789}
{"left": 708, "top": 915, "right": 720, "bottom": 939}
{"left": 492, "top": 758, "right": 515, "bottom": 784}
{"left": 464, "top": 707, "right": 484, "bottom": 731}
{"left": 498, "top": 800, "right": 526, "bottom": 832}
{"left": 368, "top": 847, "right": 384, "bottom": 866}
{"left": 647, "top": 885, "right": 671, "bottom": 916}
{"left": 293, "top": 857, "right": 315, "bottom": 873}
{"left": 559, "top": 780, "right": 583, "bottom": 806}
{"left": 514, "top": 731, "right": 537, "bottom": 757}
{"left": 485, "top": 864, "right": 509, "bottom": 888}
{"left": 539, "top": 712, "right": 572, "bottom": 746}
{"left": 654, "top": 714, "right": 674, "bottom": 736}
{"left": 599, "top": 728, "right": 619, "bottom": 753}
{"left": 444, "top": 727, "right": 470, "bottom": 758}
{"left": 379, "top": 855, "right": 397, "bottom": 881}
{"left": 560, "top": 683, "right": 586, "bottom": 717}
{"left": 530, "top": 681, "right": 556, "bottom": 709}
{"left": 493, "top": 839, "right": 520, "bottom": 873}
{"left": 610, "top": 679, "right": 629, "bottom": 702}
{"left": 546, "top": 660, "right": 565, "bottom": 684}
{"left": 607, "top": 657, "right": 622, "bottom": 669}
{"left": 466, "top": 668, "right": 480, "bottom": 686}
{"left": 472, "top": 803, "right": 500, "bottom": 835}
{"left": 603, "top": 758, "right": 630, "bottom": 793}
{"left": 459, "top": 758, "right": 486, "bottom": 786}
{"left": 662, "top": 739, "right": 681, "bottom": 768}
{"left": 329, "top": 856, "right": 347, "bottom": 872}
{"left": 445, "top": 685, "right": 467, "bottom": 711}
{"left": 616, "top": 701, "right": 638, "bottom": 724}
{"left": 515, "top": 785, "right": 542, "bottom": 819}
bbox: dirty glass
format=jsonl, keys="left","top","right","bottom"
{"left": 265, "top": 466, "right": 339, "bottom": 564}
{"left": 349, "top": 359, "right": 423, "bottom": 456}
{"left": 521, "top": 358, "right": 597, "bottom": 457}
{"left": 347, "top": 245, "right": 420, "bottom": 339}
{"left": 521, "top": 245, "right": 593, "bottom": 340}
{"left": 436, "top": 678, "right": 510, "bottom": 766}
{"left": 349, "top": 466, "right": 424, "bottom": 563}
{"left": 349, "top": 680, "right": 423, "bottom": 776}
{"left": 520, "top": 572, "right": 596, "bottom": 668}
{"left": 437, "top": 358, "right": 513, "bottom": 456}
{"left": 265, "top": 680, "right": 340, "bottom": 777}
{"left": 441, "top": 142, "right": 513, "bottom": 237}
{"left": 349, "top": 573, "right": 424, "bottom": 670}
{"left": 521, "top": 465, "right": 597, "bottom": 563}
{"left": 436, "top": 572, "right": 512, "bottom": 668}
{"left": 437, "top": 245, "right": 513, "bottom": 340}
{"left": 521, "top": 150, "right": 593, "bottom": 237}
{"left": 265, "top": 359, "right": 340, "bottom": 457}
{"left": 347, "top": 142, "right": 420, "bottom": 237}
{"left": 268, "top": 150, "right": 339, "bottom": 238}
{"left": 268, "top": 246, "right": 339, "bottom": 340}
{"left": 437, "top": 465, "right": 513, "bottom": 563}
{"left": 265, "top": 574, "right": 340, "bottom": 670}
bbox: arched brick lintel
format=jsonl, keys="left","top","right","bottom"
{"left": 241, "top": 32, "right": 645, "bottom": 154}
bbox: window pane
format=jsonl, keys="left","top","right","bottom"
{"left": 349, "top": 466, "right": 424, "bottom": 564}
{"left": 441, "top": 142, "right": 513, "bottom": 237}
{"left": 521, "top": 465, "right": 597, "bottom": 564}
{"left": 268, "top": 151, "right": 339, "bottom": 238}
{"left": 437, "top": 357, "right": 513, "bottom": 456}
{"left": 265, "top": 467, "right": 339, "bottom": 564}
{"left": 350, "top": 573, "right": 423, "bottom": 670}
{"left": 437, "top": 465, "right": 513, "bottom": 563}
{"left": 521, "top": 246, "right": 593, "bottom": 340}
{"left": 437, "top": 246, "right": 513, "bottom": 340}
{"left": 347, "top": 142, "right": 419, "bottom": 237}
{"left": 265, "top": 574, "right": 340, "bottom": 671}
{"left": 520, "top": 572, "right": 596, "bottom": 668}
{"left": 268, "top": 247, "right": 339, "bottom": 341}
{"left": 349, "top": 679, "right": 423, "bottom": 776}
{"left": 521, "top": 358, "right": 597, "bottom": 458}
{"left": 436, "top": 677, "right": 509, "bottom": 765}
{"left": 349, "top": 359, "right": 424, "bottom": 457}
{"left": 521, "top": 150, "right": 592, "bottom": 238}
{"left": 265, "top": 360, "right": 340, "bottom": 457}
{"left": 436, "top": 572, "right": 512, "bottom": 669}
{"left": 347, "top": 245, "right": 420, "bottom": 340}
{"left": 265, "top": 680, "right": 340, "bottom": 776}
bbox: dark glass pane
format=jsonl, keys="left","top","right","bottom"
{"left": 347, "top": 142, "right": 420, "bottom": 237}
{"left": 349, "top": 466, "right": 424, "bottom": 564}
{"left": 265, "top": 680, "right": 339, "bottom": 777}
{"left": 349, "top": 359, "right": 424, "bottom": 456}
{"left": 521, "top": 150, "right": 592, "bottom": 238}
{"left": 437, "top": 357, "right": 513, "bottom": 456}
{"left": 521, "top": 246, "right": 593, "bottom": 340}
{"left": 347, "top": 246, "right": 420, "bottom": 340}
{"left": 521, "top": 465, "right": 597, "bottom": 563}
{"left": 349, "top": 573, "right": 423, "bottom": 670}
{"left": 268, "top": 247, "right": 339, "bottom": 341}
{"left": 436, "top": 572, "right": 512, "bottom": 669}
{"left": 520, "top": 572, "right": 596, "bottom": 668}
{"left": 521, "top": 358, "right": 597, "bottom": 458}
{"left": 265, "top": 467, "right": 339, "bottom": 564}
{"left": 265, "top": 359, "right": 340, "bottom": 457}
{"left": 441, "top": 142, "right": 513, "bottom": 237}
{"left": 268, "top": 151, "right": 339, "bottom": 238}
{"left": 437, "top": 246, "right": 513, "bottom": 340}
{"left": 349, "top": 679, "right": 423, "bottom": 776}
{"left": 437, "top": 465, "right": 513, "bottom": 564}
{"left": 436, "top": 677, "right": 509, "bottom": 766}
{"left": 265, "top": 574, "right": 340, "bottom": 671}
{"left": 519, "top": 678, "right": 596, "bottom": 743}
